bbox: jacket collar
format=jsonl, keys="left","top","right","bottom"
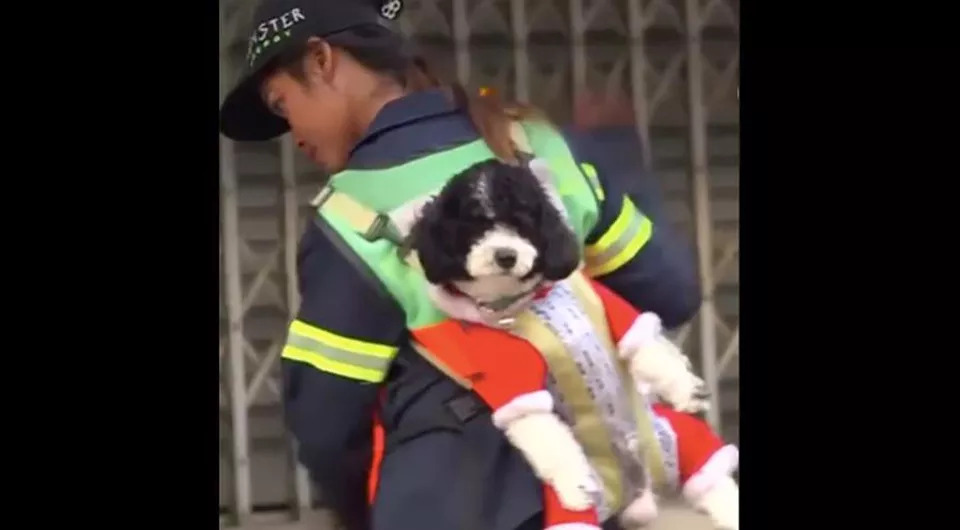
{"left": 350, "top": 89, "right": 457, "bottom": 156}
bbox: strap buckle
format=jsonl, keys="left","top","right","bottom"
{"left": 446, "top": 393, "right": 484, "bottom": 423}
{"left": 309, "top": 185, "right": 333, "bottom": 208}
{"left": 364, "top": 214, "right": 393, "bottom": 241}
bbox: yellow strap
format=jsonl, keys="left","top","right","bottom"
{"left": 313, "top": 187, "right": 380, "bottom": 236}
{"left": 566, "top": 273, "right": 669, "bottom": 491}
{"left": 410, "top": 341, "right": 474, "bottom": 389}
{"left": 313, "top": 186, "right": 423, "bottom": 270}
{"left": 282, "top": 320, "right": 398, "bottom": 383}
{"left": 509, "top": 310, "right": 624, "bottom": 513}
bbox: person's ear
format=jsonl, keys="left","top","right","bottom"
{"left": 303, "top": 37, "right": 336, "bottom": 84}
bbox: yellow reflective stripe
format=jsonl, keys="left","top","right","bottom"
{"left": 289, "top": 320, "right": 395, "bottom": 358}
{"left": 282, "top": 320, "right": 397, "bottom": 383}
{"left": 588, "top": 198, "right": 638, "bottom": 257}
{"left": 579, "top": 162, "right": 605, "bottom": 202}
{"left": 585, "top": 197, "right": 653, "bottom": 277}
{"left": 282, "top": 346, "right": 387, "bottom": 383}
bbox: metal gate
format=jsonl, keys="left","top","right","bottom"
{"left": 219, "top": 0, "right": 739, "bottom": 526}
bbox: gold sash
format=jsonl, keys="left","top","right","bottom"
{"left": 565, "top": 272, "right": 668, "bottom": 491}
{"left": 506, "top": 272, "right": 669, "bottom": 516}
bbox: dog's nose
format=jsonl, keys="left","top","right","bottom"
{"left": 494, "top": 248, "right": 518, "bottom": 270}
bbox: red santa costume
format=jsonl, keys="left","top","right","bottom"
{"left": 408, "top": 285, "right": 603, "bottom": 530}
{"left": 366, "top": 153, "right": 714, "bottom": 529}
{"left": 377, "top": 276, "right": 710, "bottom": 530}
{"left": 618, "top": 388, "right": 739, "bottom": 530}
{"left": 589, "top": 276, "right": 739, "bottom": 529}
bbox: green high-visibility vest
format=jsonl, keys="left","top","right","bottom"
{"left": 311, "top": 119, "right": 602, "bottom": 331}
{"left": 310, "top": 119, "right": 671, "bottom": 507}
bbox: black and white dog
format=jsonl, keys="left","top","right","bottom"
{"left": 409, "top": 158, "right": 582, "bottom": 325}
{"left": 405, "top": 158, "right": 728, "bottom": 529}
{"left": 406, "top": 158, "right": 708, "bottom": 411}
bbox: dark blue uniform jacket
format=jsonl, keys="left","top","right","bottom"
{"left": 282, "top": 89, "right": 701, "bottom": 530}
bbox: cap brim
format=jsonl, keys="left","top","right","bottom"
{"left": 219, "top": 72, "right": 290, "bottom": 142}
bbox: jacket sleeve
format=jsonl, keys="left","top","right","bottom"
{"left": 562, "top": 126, "right": 702, "bottom": 329}
{"left": 281, "top": 218, "right": 407, "bottom": 530}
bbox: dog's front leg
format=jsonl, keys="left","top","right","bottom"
{"left": 493, "top": 392, "right": 600, "bottom": 511}
{"left": 682, "top": 446, "right": 740, "bottom": 530}
{"left": 687, "top": 475, "right": 739, "bottom": 530}
{"left": 617, "top": 313, "right": 710, "bottom": 414}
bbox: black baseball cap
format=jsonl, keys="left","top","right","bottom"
{"left": 219, "top": 0, "right": 404, "bottom": 142}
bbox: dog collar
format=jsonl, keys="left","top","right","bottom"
{"left": 445, "top": 282, "right": 554, "bottom": 314}
{"left": 482, "top": 289, "right": 537, "bottom": 312}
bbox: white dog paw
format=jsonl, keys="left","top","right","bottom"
{"left": 620, "top": 487, "right": 659, "bottom": 526}
{"left": 663, "top": 374, "right": 712, "bottom": 414}
{"left": 696, "top": 476, "right": 739, "bottom": 530}
{"left": 710, "top": 508, "right": 739, "bottom": 530}
{"left": 550, "top": 470, "right": 600, "bottom": 511}
{"left": 632, "top": 362, "right": 708, "bottom": 413}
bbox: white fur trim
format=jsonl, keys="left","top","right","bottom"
{"left": 617, "top": 313, "right": 663, "bottom": 359}
{"left": 544, "top": 524, "right": 602, "bottom": 530}
{"left": 492, "top": 390, "right": 554, "bottom": 429}
{"left": 682, "top": 445, "right": 739, "bottom": 502}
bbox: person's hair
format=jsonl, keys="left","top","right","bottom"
{"left": 263, "top": 24, "right": 549, "bottom": 163}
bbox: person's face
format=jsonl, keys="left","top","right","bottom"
{"left": 261, "top": 40, "right": 354, "bottom": 173}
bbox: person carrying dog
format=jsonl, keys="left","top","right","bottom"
{"left": 218, "top": 1, "right": 709, "bottom": 529}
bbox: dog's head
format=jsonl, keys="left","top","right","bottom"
{"left": 410, "top": 158, "right": 581, "bottom": 315}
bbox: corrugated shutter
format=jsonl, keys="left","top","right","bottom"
{"left": 219, "top": 0, "right": 739, "bottom": 520}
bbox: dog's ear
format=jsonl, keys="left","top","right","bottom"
{"left": 408, "top": 197, "right": 457, "bottom": 285}
{"left": 539, "top": 208, "right": 582, "bottom": 281}
{"left": 527, "top": 158, "right": 571, "bottom": 224}
{"left": 527, "top": 158, "right": 556, "bottom": 188}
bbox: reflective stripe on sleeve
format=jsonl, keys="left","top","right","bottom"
{"left": 585, "top": 197, "right": 653, "bottom": 277}
{"left": 579, "top": 162, "right": 605, "bottom": 202}
{"left": 281, "top": 320, "right": 397, "bottom": 383}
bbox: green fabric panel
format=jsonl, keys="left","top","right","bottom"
{"left": 319, "top": 209, "right": 448, "bottom": 330}
{"left": 330, "top": 139, "right": 497, "bottom": 212}
{"left": 519, "top": 120, "right": 601, "bottom": 243}
{"left": 320, "top": 140, "right": 503, "bottom": 329}
{"left": 319, "top": 121, "right": 601, "bottom": 329}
